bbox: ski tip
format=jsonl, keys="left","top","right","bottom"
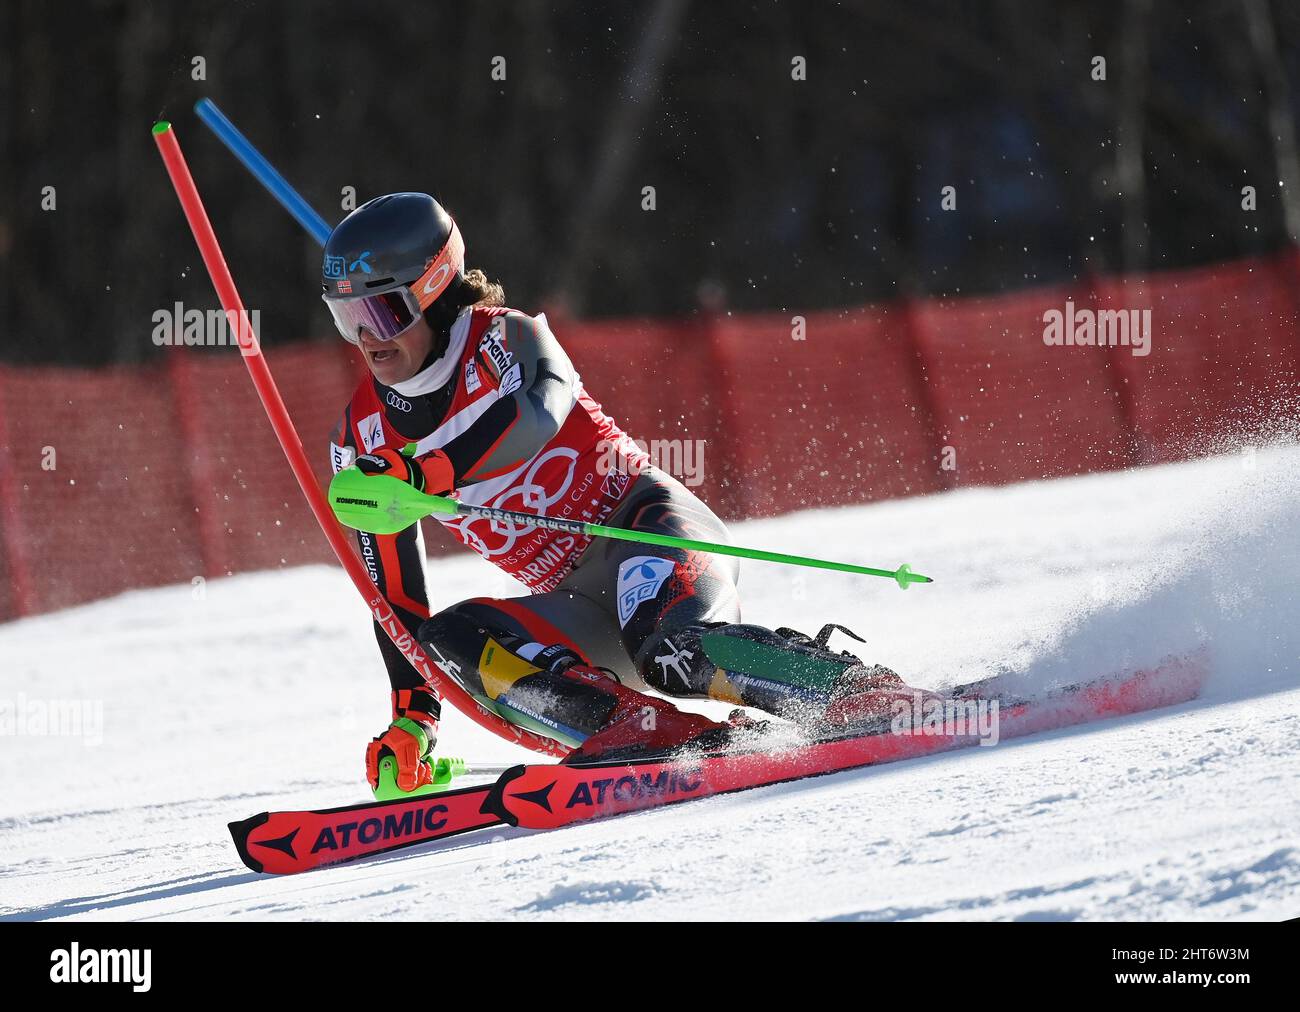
{"left": 228, "top": 814, "right": 268, "bottom": 874}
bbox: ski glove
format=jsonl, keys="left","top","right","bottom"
{"left": 355, "top": 447, "right": 455, "bottom": 497}
{"left": 365, "top": 687, "right": 442, "bottom": 793}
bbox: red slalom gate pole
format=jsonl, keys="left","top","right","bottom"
{"left": 150, "top": 120, "right": 569, "bottom": 759}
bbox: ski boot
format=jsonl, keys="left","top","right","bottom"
{"left": 557, "top": 663, "right": 730, "bottom": 764}
{"left": 417, "top": 609, "right": 729, "bottom": 763}
{"left": 462, "top": 629, "right": 727, "bottom": 762}
{"left": 643, "top": 621, "right": 927, "bottom": 732}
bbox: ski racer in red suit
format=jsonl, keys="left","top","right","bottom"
{"left": 323, "top": 193, "right": 902, "bottom": 792}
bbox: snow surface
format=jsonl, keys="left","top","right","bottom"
{"left": 2, "top": 445, "right": 1298, "bottom": 921}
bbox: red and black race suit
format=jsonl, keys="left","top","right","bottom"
{"left": 329, "top": 305, "right": 651, "bottom": 690}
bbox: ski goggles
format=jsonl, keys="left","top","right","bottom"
{"left": 323, "top": 221, "right": 465, "bottom": 344}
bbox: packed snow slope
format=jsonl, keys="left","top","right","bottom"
{"left": 2, "top": 445, "right": 1298, "bottom": 921}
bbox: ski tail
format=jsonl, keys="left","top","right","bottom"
{"left": 229, "top": 783, "right": 503, "bottom": 874}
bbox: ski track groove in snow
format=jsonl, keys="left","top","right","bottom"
{"left": 2, "top": 446, "right": 1298, "bottom": 920}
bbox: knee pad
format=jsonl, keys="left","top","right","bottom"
{"left": 416, "top": 608, "right": 492, "bottom": 698}
{"left": 419, "top": 605, "right": 591, "bottom": 703}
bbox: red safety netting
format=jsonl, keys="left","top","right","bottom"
{"left": 1098, "top": 251, "right": 1300, "bottom": 463}
{"left": 711, "top": 305, "right": 944, "bottom": 516}
{"left": 559, "top": 313, "right": 744, "bottom": 517}
{"left": 0, "top": 362, "right": 205, "bottom": 614}
{"left": 1, "top": 251, "right": 1297, "bottom": 621}
{"left": 910, "top": 284, "right": 1135, "bottom": 485}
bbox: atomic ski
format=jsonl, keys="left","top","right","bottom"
{"left": 229, "top": 650, "right": 1207, "bottom": 875}
{"left": 229, "top": 781, "right": 503, "bottom": 874}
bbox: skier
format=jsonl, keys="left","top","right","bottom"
{"left": 322, "top": 192, "right": 902, "bottom": 793}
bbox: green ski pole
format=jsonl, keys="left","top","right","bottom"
{"left": 329, "top": 467, "right": 933, "bottom": 589}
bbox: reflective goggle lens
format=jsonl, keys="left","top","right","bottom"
{"left": 323, "top": 288, "right": 420, "bottom": 344}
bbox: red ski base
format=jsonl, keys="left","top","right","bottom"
{"left": 230, "top": 652, "right": 1207, "bottom": 874}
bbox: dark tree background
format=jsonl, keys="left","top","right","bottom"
{"left": 2, "top": 0, "right": 1299, "bottom": 366}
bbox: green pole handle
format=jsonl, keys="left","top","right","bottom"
{"left": 374, "top": 755, "right": 504, "bottom": 801}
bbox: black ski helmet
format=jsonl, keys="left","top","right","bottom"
{"left": 320, "top": 192, "right": 466, "bottom": 334}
